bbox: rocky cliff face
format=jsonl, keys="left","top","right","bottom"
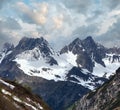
{"left": 60, "top": 36, "right": 106, "bottom": 72}
{"left": 69, "top": 67, "right": 120, "bottom": 110}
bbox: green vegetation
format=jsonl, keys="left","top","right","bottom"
{"left": 0, "top": 79, "right": 51, "bottom": 110}
{"left": 23, "top": 84, "right": 32, "bottom": 92}
{"left": 66, "top": 103, "right": 76, "bottom": 110}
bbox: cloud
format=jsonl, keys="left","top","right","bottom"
{"left": 101, "top": 0, "right": 120, "bottom": 10}
{"left": 0, "top": 0, "right": 120, "bottom": 49}
{"left": 14, "top": 2, "right": 48, "bottom": 25}
{"left": 0, "top": 18, "right": 22, "bottom": 48}
{"left": 72, "top": 24, "right": 99, "bottom": 39}
{"left": 0, "top": 29, "right": 14, "bottom": 49}
{"left": 53, "top": 14, "right": 63, "bottom": 29}
{"left": 0, "top": 17, "right": 21, "bottom": 30}
{"left": 96, "top": 10, "right": 120, "bottom": 36}
{"left": 58, "top": 0, "right": 94, "bottom": 14}
{"left": 97, "top": 17, "right": 120, "bottom": 47}
{"left": 0, "top": 0, "right": 8, "bottom": 9}
{"left": 0, "top": 0, "right": 15, "bottom": 9}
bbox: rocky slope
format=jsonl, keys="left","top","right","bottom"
{"left": 68, "top": 67, "right": 120, "bottom": 110}
{"left": 0, "top": 77, "right": 51, "bottom": 110}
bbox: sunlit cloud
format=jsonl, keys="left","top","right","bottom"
{"left": 53, "top": 14, "right": 63, "bottom": 29}
{"left": 0, "top": 0, "right": 120, "bottom": 49}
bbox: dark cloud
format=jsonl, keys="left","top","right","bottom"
{"left": 102, "top": 0, "right": 120, "bottom": 10}
{"left": 0, "top": 0, "right": 7, "bottom": 9}
{"left": 0, "top": 18, "right": 21, "bottom": 48}
{"left": 59, "top": 0, "right": 93, "bottom": 14}
{"left": 0, "top": 0, "right": 14, "bottom": 9}
{"left": 96, "top": 18, "right": 120, "bottom": 47}
{"left": 86, "top": 10, "right": 104, "bottom": 23}
{"left": 0, "top": 17, "right": 21, "bottom": 30}
{"left": 0, "top": 30, "right": 11, "bottom": 49}
{"left": 72, "top": 24, "right": 99, "bottom": 39}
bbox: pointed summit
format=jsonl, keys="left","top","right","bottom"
{"left": 85, "top": 36, "right": 93, "bottom": 41}
{"left": 72, "top": 38, "right": 81, "bottom": 44}
{"left": 16, "top": 37, "right": 49, "bottom": 50}
{"left": 15, "top": 37, "right": 55, "bottom": 57}
{"left": 60, "top": 37, "right": 84, "bottom": 54}
{"left": 82, "top": 36, "right": 96, "bottom": 49}
{"left": 2, "top": 42, "right": 14, "bottom": 53}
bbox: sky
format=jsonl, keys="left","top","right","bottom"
{"left": 0, "top": 0, "right": 120, "bottom": 50}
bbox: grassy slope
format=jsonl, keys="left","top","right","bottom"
{"left": 0, "top": 79, "right": 51, "bottom": 110}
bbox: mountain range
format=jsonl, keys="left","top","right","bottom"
{"left": 0, "top": 36, "right": 119, "bottom": 110}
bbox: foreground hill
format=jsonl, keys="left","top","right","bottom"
{"left": 0, "top": 78, "right": 51, "bottom": 110}
{"left": 68, "top": 67, "right": 120, "bottom": 110}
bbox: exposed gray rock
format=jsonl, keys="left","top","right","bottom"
{"left": 60, "top": 36, "right": 106, "bottom": 72}
{"left": 70, "top": 67, "right": 120, "bottom": 110}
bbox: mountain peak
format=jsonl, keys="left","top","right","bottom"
{"left": 16, "top": 37, "right": 49, "bottom": 51}
{"left": 70, "top": 37, "right": 82, "bottom": 47}
{"left": 72, "top": 37, "right": 81, "bottom": 43}
{"left": 83, "top": 36, "right": 95, "bottom": 43}
{"left": 85, "top": 36, "right": 93, "bottom": 40}
{"left": 2, "top": 42, "right": 14, "bottom": 53}
{"left": 82, "top": 36, "right": 96, "bottom": 49}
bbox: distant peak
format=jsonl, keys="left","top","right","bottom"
{"left": 40, "top": 36, "right": 44, "bottom": 41}
{"left": 20, "top": 36, "right": 29, "bottom": 42}
{"left": 74, "top": 37, "right": 80, "bottom": 41}
{"left": 83, "top": 36, "right": 96, "bottom": 44}
{"left": 85, "top": 36, "right": 93, "bottom": 41}
{"left": 72, "top": 37, "right": 81, "bottom": 44}
{"left": 38, "top": 37, "right": 48, "bottom": 45}
{"left": 2, "top": 42, "right": 14, "bottom": 53}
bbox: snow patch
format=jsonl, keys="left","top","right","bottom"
{"left": 70, "top": 75, "right": 94, "bottom": 90}
{"left": 1, "top": 89, "right": 11, "bottom": 96}
{"left": 61, "top": 51, "right": 77, "bottom": 66}
{"left": 15, "top": 58, "right": 72, "bottom": 82}
{"left": 0, "top": 79, "right": 15, "bottom": 89}
{"left": 0, "top": 51, "right": 12, "bottom": 63}
{"left": 13, "top": 96, "right": 22, "bottom": 103}
{"left": 15, "top": 49, "right": 74, "bottom": 82}
{"left": 93, "top": 57, "right": 120, "bottom": 78}
{"left": 13, "top": 96, "right": 43, "bottom": 110}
